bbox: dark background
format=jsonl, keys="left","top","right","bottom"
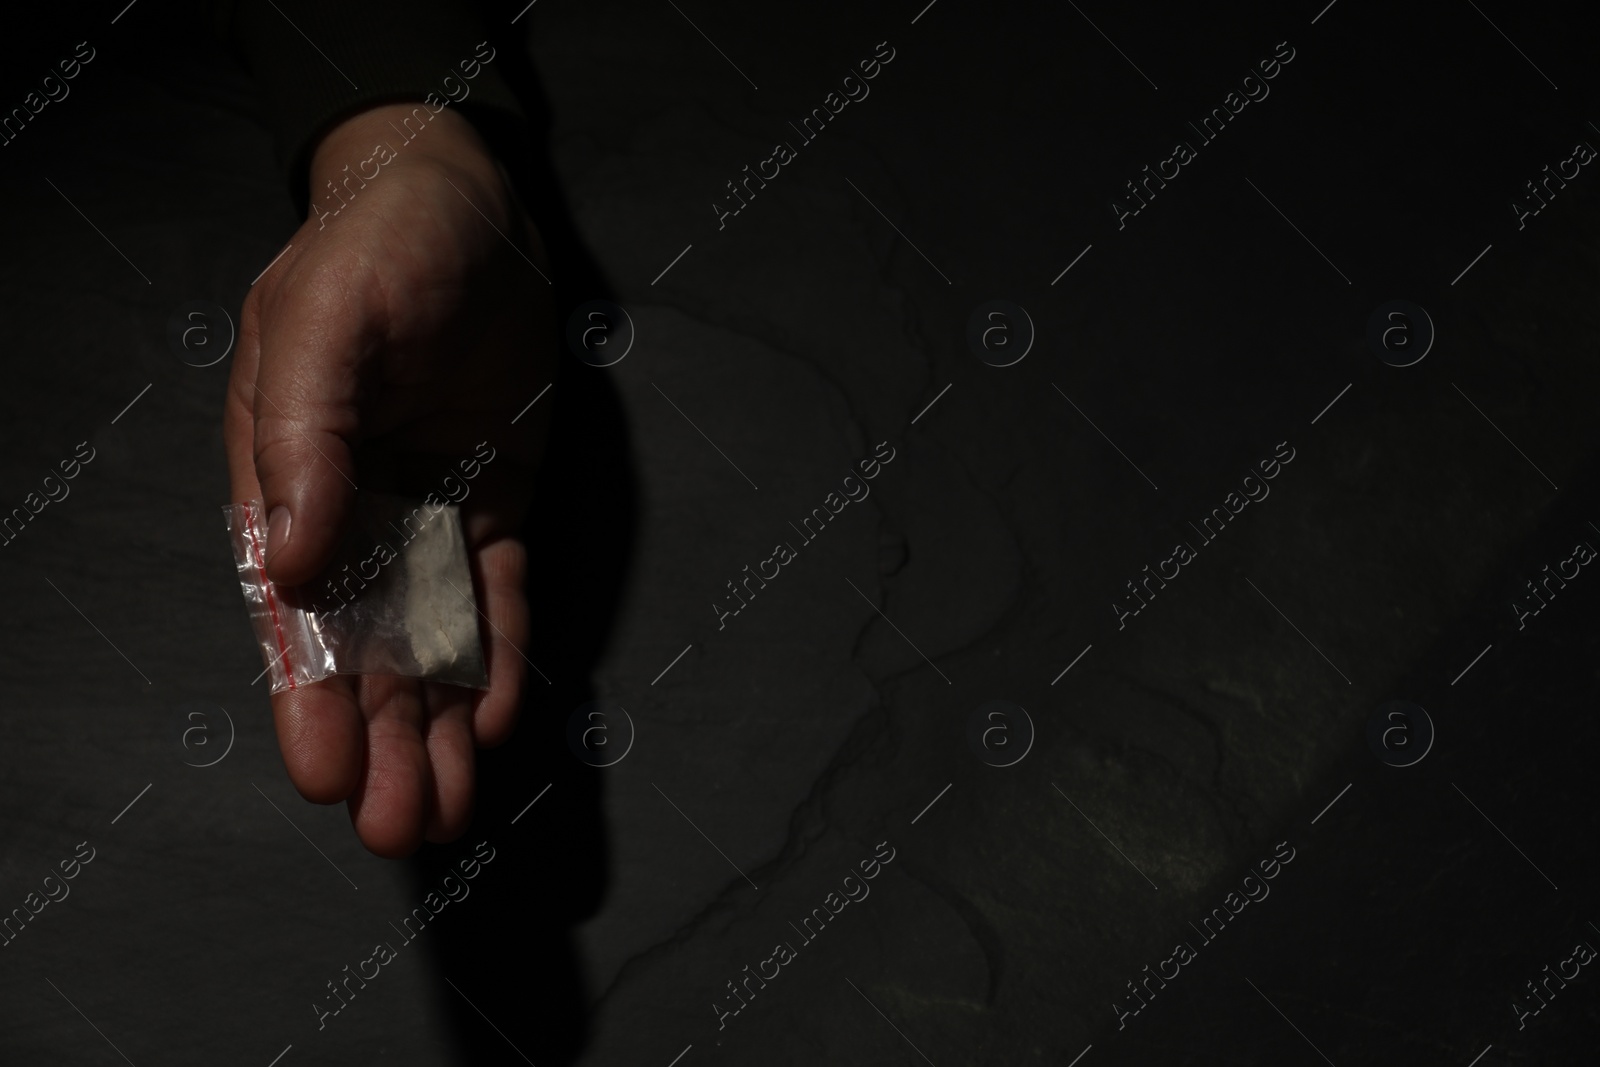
{"left": 2, "top": 0, "right": 1598, "bottom": 1064}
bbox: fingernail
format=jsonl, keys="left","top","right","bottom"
{"left": 266, "top": 506, "right": 291, "bottom": 565}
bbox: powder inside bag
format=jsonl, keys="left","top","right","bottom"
{"left": 307, "top": 491, "right": 489, "bottom": 689}
{"left": 401, "top": 502, "right": 483, "bottom": 680}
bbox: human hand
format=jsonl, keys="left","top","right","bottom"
{"left": 223, "top": 102, "right": 555, "bottom": 857}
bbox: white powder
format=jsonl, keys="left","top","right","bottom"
{"left": 402, "top": 505, "right": 482, "bottom": 681}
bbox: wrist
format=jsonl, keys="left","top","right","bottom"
{"left": 307, "top": 102, "right": 503, "bottom": 213}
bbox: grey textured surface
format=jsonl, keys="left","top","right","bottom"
{"left": 3, "top": 2, "right": 1600, "bottom": 1066}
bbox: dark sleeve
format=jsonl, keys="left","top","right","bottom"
{"left": 208, "top": 0, "right": 531, "bottom": 217}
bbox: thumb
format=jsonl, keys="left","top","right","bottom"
{"left": 252, "top": 282, "right": 368, "bottom": 588}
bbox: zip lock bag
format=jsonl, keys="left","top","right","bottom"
{"left": 225, "top": 491, "right": 489, "bottom": 694}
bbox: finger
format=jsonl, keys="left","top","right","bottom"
{"left": 252, "top": 262, "right": 372, "bottom": 586}
{"left": 271, "top": 680, "right": 365, "bottom": 805}
{"left": 420, "top": 688, "right": 476, "bottom": 843}
{"left": 465, "top": 533, "right": 530, "bottom": 748}
{"left": 347, "top": 676, "right": 432, "bottom": 858}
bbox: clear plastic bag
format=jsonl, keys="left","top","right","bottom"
{"left": 225, "top": 492, "right": 489, "bottom": 694}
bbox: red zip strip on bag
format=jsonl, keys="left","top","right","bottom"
{"left": 241, "top": 501, "right": 297, "bottom": 690}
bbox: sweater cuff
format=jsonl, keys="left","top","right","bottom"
{"left": 215, "top": 0, "right": 529, "bottom": 218}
